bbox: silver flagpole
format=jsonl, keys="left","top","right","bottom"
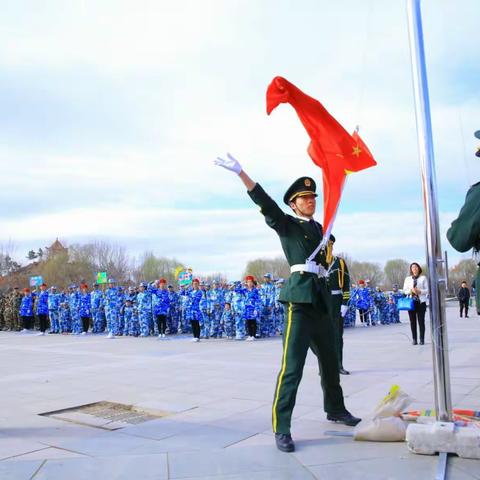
{"left": 406, "top": 0, "right": 452, "bottom": 422}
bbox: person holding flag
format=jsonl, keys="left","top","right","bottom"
{"left": 215, "top": 76, "right": 376, "bottom": 453}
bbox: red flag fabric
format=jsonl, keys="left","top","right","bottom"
{"left": 266, "top": 76, "right": 376, "bottom": 232}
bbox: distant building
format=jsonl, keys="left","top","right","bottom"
{"left": 46, "top": 238, "right": 68, "bottom": 258}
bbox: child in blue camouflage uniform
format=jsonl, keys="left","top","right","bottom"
{"left": 79, "top": 284, "right": 92, "bottom": 334}
{"left": 222, "top": 302, "right": 235, "bottom": 338}
{"left": 19, "top": 288, "right": 34, "bottom": 331}
{"left": 199, "top": 283, "right": 211, "bottom": 338}
{"left": 58, "top": 288, "right": 71, "bottom": 333}
{"left": 260, "top": 273, "right": 276, "bottom": 337}
{"left": 167, "top": 285, "right": 179, "bottom": 334}
{"left": 69, "top": 285, "right": 82, "bottom": 335}
{"left": 274, "top": 279, "right": 285, "bottom": 334}
{"left": 153, "top": 279, "right": 170, "bottom": 338}
{"left": 188, "top": 279, "right": 203, "bottom": 341}
{"left": 244, "top": 275, "right": 261, "bottom": 341}
{"left": 231, "top": 282, "right": 245, "bottom": 340}
{"left": 35, "top": 283, "right": 49, "bottom": 335}
{"left": 90, "top": 283, "right": 105, "bottom": 333}
{"left": 104, "top": 279, "right": 121, "bottom": 338}
{"left": 209, "top": 280, "right": 224, "bottom": 337}
{"left": 343, "top": 283, "right": 357, "bottom": 328}
{"left": 353, "top": 280, "right": 371, "bottom": 326}
{"left": 48, "top": 286, "right": 60, "bottom": 334}
{"left": 124, "top": 299, "right": 140, "bottom": 336}
{"left": 136, "top": 282, "right": 153, "bottom": 337}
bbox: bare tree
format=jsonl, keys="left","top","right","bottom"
{"left": 349, "top": 261, "right": 384, "bottom": 287}
{"left": 132, "top": 252, "right": 183, "bottom": 286}
{"left": 0, "top": 242, "right": 22, "bottom": 277}
{"left": 448, "top": 259, "right": 478, "bottom": 295}
{"left": 243, "top": 257, "right": 290, "bottom": 281}
{"left": 384, "top": 259, "right": 410, "bottom": 289}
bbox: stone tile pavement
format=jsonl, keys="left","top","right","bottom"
{"left": 0, "top": 305, "right": 479, "bottom": 479}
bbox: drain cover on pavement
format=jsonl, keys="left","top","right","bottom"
{"left": 40, "top": 401, "right": 171, "bottom": 430}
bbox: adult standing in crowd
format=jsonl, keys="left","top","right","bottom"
{"left": 457, "top": 281, "right": 471, "bottom": 318}
{"left": 403, "top": 262, "right": 429, "bottom": 345}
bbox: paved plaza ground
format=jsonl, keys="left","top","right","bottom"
{"left": 0, "top": 305, "right": 479, "bottom": 479}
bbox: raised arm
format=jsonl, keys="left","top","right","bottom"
{"left": 215, "top": 153, "right": 256, "bottom": 191}
{"left": 215, "top": 152, "right": 286, "bottom": 232}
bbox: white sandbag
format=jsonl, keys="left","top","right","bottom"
{"left": 354, "top": 416, "right": 407, "bottom": 442}
{"left": 353, "top": 385, "right": 413, "bottom": 442}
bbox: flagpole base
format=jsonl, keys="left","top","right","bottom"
{"left": 406, "top": 422, "right": 480, "bottom": 459}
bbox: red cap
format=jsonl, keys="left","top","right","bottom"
{"left": 159, "top": 278, "right": 167, "bottom": 284}
{"left": 80, "top": 283, "right": 88, "bottom": 289}
{"left": 192, "top": 278, "right": 200, "bottom": 284}
{"left": 358, "top": 279, "right": 365, "bottom": 285}
{"left": 23, "top": 287, "right": 30, "bottom": 293}
{"left": 245, "top": 275, "right": 255, "bottom": 282}
{"left": 40, "top": 283, "right": 47, "bottom": 287}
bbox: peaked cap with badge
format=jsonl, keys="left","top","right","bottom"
{"left": 283, "top": 176, "right": 317, "bottom": 205}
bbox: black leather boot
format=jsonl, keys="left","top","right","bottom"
{"left": 327, "top": 411, "right": 361, "bottom": 426}
{"left": 275, "top": 433, "right": 295, "bottom": 452}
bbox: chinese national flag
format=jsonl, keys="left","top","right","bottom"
{"left": 266, "top": 76, "right": 376, "bottom": 232}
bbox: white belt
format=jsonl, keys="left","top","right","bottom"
{"left": 290, "top": 263, "right": 328, "bottom": 277}
{"left": 330, "top": 289, "right": 342, "bottom": 295}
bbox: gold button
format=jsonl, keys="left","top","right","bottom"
{"left": 300, "top": 271, "right": 304, "bottom": 275}
{"left": 304, "top": 235, "right": 308, "bottom": 239}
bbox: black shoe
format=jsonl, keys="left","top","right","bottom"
{"left": 412, "top": 340, "right": 418, "bottom": 345}
{"left": 339, "top": 368, "right": 350, "bottom": 375}
{"left": 275, "top": 433, "right": 295, "bottom": 452}
{"left": 465, "top": 316, "right": 469, "bottom": 318}
{"left": 327, "top": 411, "right": 361, "bottom": 426}
{"left": 419, "top": 340, "right": 424, "bottom": 345}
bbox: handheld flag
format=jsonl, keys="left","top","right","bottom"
{"left": 266, "top": 76, "right": 377, "bottom": 235}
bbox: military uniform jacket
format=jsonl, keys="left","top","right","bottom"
{"left": 248, "top": 183, "right": 330, "bottom": 305}
{"left": 447, "top": 182, "right": 480, "bottom": 253}
{"left": 328, "top": 257, "right": 350, "bottom": 306}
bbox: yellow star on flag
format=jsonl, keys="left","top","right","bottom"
{"left": 352, "top": 145, "right": 362, "bottom": 157}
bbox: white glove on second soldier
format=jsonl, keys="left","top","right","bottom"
{"left": 341, "top": 305, "right": 349, "bottom": 317}
{"left": 215, "top": 152, "right": 242, "bottom": 175}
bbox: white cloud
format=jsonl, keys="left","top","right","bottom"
{"left": 0, "top": 0, "right": 478, "bottom": 278}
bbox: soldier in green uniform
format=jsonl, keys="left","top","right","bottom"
{"left": 215, "top": 153, "right": 360, "bottom": 453}
{"left": 447, "top": 131, "right": 480, "bottom": 314}
{"left": 328, "top": 247, "right": 351, "bottom": 375}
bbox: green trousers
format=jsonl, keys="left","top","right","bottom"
{"left": 330, "top": 295, "right": 344, "bottom": 369}
{"left": 272, "top": 302, "right": 346, "bottom": 435}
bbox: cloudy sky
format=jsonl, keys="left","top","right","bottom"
{"left": 1, "top": 0, "right": 478, "bottom": 279}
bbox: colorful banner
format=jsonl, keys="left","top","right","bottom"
{"left": 177, "top": 269, "right": 193, "bottom": 286}
{"left": 96, "top": 272, "right": 108, "bottom": 284}
{"left": 29, "top": 276, "right": 43, "bottom": 287}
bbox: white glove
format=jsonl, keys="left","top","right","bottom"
{"left": 341, "top": 305, "right": 348, "bottom": 317}
{"left": 214, "top": 152, "right": 242, "bottom": 175}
